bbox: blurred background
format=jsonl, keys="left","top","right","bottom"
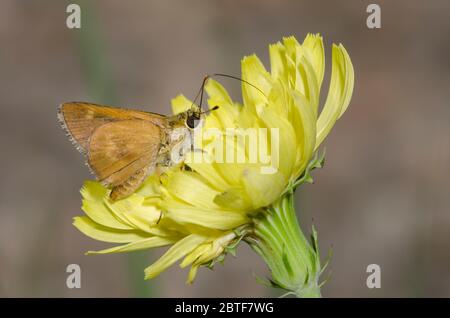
{"left": 0, "top": 0, "right": 449, "bottom": 297}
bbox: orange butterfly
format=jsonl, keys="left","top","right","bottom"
{"left": 58, "top": 101, "right": 208, "bottom": 200}
{"left": 58, "top": 74, "right": 259, "bottom": 200}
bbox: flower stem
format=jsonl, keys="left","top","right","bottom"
{"left": 250, "top": 191, "right": 322, "bottom": 298}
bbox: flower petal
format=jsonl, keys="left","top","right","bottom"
{"left": 171, "top": 94, "right": 194, "bottom": 114}
{"left": 81, "top": 181, "right": 132, "bottom": 230}
{"left": 302, "top": 33, "right": 325, "bottom": 87}
{"left": 241, "top": 55, "right": 271, "bottom": 112}
{"left": 86, "top": 236, "right": 175, "bottom": 254}
{"left": 163, "top": 197, "right": 249, "bottom": 230}
{"left": 205, "top": 79, "right": 233, "bottom": 107}
{"left": 134, "top": 174, "right": 162, "bottom": 197}
{"left": 186, "top": 264, "right": 200, "bottom": 284}
{"left": 205, "top": 80, "right": 239, "bottom": 129}
{"left": 297, "top": 50, "right": 320, "bottom": 112}
{"left": 316, "top": 44, "right": 354, "bottom": 148}
{"left": 104, "top": 194, "right": 161, "bottom": 232}
{"left": 241, "top": 167, "right": 286, "bottom": 208}
{"left": 144, "top": 234, "right": 207, "bottom": 279}
{"left": 291, "top": 89, "right": 317, "bottom": 176}
{"left": 73, "top": 216, "right": 151, "bottom": 243}
{"left": 269, "top": 42, "right": 288, "bottom": 81}
{"left": 186, "top": 161, "right": 230, "bottom": 191}
{"left": 163, "top": 171, "right": 221, "bottom": 209}
{"left": 180, "top": 244, "right": 210, "bottom": 268}
{"left": 259, "top": 107, "right": 297, "bottom": 178}
{"left": 214, "top": 186, "right": 252, "bottom": 211}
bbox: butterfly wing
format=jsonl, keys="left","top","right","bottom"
{"left": 58, "top": 102, "right": 166, "bottom": 153}
{"left": 87, "top": 119, "right": 162, "bottom": 188}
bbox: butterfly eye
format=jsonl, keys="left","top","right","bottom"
{"left": 186, "top": 114, "right": 200, "bottom": 129}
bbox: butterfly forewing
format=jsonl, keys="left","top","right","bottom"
{"left": 58, "top": 102, "right": 166, "bottom": 153}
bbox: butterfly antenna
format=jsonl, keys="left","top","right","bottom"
{"left": 191, "top": 73, "right": 265, "bottom": 111}
{"left": 200, "top": 105, "right": 219, "bottom": 115}
{"left": 190, "top": 75, "right": 210, "bottom": 111}
{"left": 211, "top": 73, "right": 267, "bottom": 98}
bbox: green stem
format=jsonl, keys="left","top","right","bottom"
{"left": 72, "top": 0, "right": 151, "bottom": 297}
{"left": 250, "top": 191, "right": 322, "bottom": 298}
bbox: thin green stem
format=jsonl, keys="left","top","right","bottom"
{"left": 72, "top": 0, "right": 152, "bottom": 297}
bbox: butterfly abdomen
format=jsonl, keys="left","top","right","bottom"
{"left": 109, "top": 168, "right": 148, "bottom": 200}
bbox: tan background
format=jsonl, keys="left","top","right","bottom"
{"left": 0, "top": 0, "right": 449, "bottom": 297}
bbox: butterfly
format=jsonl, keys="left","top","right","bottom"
{"left": 58, "top": 101, "right": 215, "bottom": 200}
{"left": 58, "top": 74, "right": 262, "bottom": 200}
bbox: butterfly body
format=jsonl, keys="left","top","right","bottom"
{"left": 58, "top": 102, "right": 202, "bottom": 200}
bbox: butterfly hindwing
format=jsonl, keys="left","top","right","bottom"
{"left": 87, "top": 119, "right": 162, "bottom": 188}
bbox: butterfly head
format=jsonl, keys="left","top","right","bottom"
{"left": 185, "top": 105, "right": 203, "bottom": 129}
{"left": 172, "top": 104, "right": 218, "bottom": 130}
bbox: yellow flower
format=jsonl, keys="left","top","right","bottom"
{"left": 73, "top": 34, "right": 354, "bottom": 288}
{"left": 167, "top": 33, "right": 353, "bottom": 216}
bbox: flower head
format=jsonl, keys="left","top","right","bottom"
{"left": 74, "top": 34, "right": 354, "bottom": 287}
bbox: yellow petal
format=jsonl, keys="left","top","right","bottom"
{"left": 259, "top": 107, "right": 297, "bottom": 177}
{"left": 186, "top": 265, "right": 199, "bottom": 284}
{"left": 241, "top": 167, "right": 286, "bottom": 209}
{"left": 180, "top": 231, "right": 235, "bottom": 281}
{"left": 205, "top": 79, "right": 233, "bottom": 107}
{"left": 281, "top": 36, "right": 320, "bottom": 113}
{"left": 164, "top": 171, "right": 221, "bottom": 209}
{"left": 302, "top": 33, "right": 325, "bottom": 87}
{"left": 86, "top": 236, "right": 175, "bottom": 255}
{"left": 73, "top": 216, "right": 150, "bottom": 243}
{"left": 214, "top": 186, "right": 252, "bottom": 211}
{"left": 291, "top": 90, "right": 317, "bottom": 176}
{"left": 205, "top": 80, "right": 239, "bottom": 129}
{"left": 171, "top": 94, "right": 194, "bottom": 114}
{"left": 267, "top": 81, "right": 289, "bottom": 117}
{"left": 186, "top": 161, "right": 230, "bottom": 191}
{"left": 180, "top": 244, "right": 210, "bottom": 268}
{"left": 282, "top": 36, "right": 299, "bottom": 68}
{"left": 241, "top": 55, "right": 271, "bottom": 112}
{"left": 104, "top": 194, "right": 161, "bottom": 232}
{"left": 213, "top": 161, "right": 246, "bottom": 187}
{"left": 144, "top": 234, "right": 207, "bottom": 279}
{"left": 81, "top": 181, "right": 132, "bottom": 230}
{"left": 236, "top": 105, "right": 259, "bottom": 128}
{"left": 281, "top": 37, "right": 301, "bottom": 84}
{"left": 134, "top": 174, "right": 162, "bottom": 197}
{"left": 297, "top": 50, "right": 320, "bottom": 112}
{"left": 316, "top": 44, "right": 354, "bottom": 148}
{"left": 163, "top": 198, "right": 249, "bottom": 230}
{"left": 269, "top": 42, "right": 288, "bottom": 81}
